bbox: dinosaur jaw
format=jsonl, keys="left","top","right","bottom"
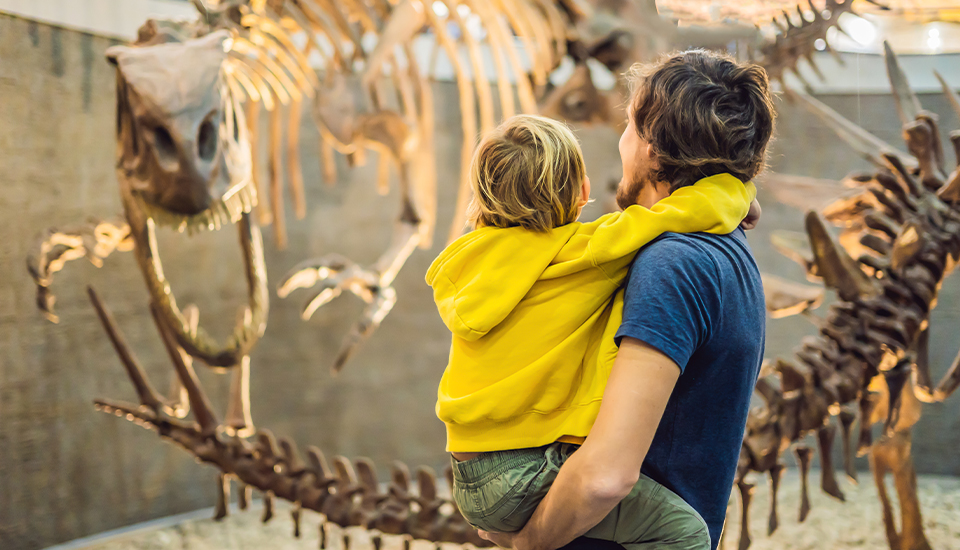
{"left": 131, "top": 176, "right": 257, "bottom": 235}
{"left": 121, "top": 136, "right": 269, "bottom": 368}
{"left": 116, "top": 47, "right": 267, "bottom": 368}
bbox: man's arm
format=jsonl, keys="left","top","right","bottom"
{"left": 481, "top": 337, "right": 680, "bottom": 550}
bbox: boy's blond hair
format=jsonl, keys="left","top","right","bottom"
{"left": 467, "top": 115, "right": 586, "bottom": 232}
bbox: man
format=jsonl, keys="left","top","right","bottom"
{"left": 479, "top": 49, "right": 774, "bottom": 550}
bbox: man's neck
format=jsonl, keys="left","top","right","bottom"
{"left": 636, "top": 181, "right": 671, "bottom": 209}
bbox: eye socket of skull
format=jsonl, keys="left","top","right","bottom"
{"left": 149, "top": 124, "right": 179, "bottom": 171}
{"left": 590, "top": 31, "right": 633, "bottom": 72}
{"left": 198, "top": 111, "right": 219, "bottom": 161}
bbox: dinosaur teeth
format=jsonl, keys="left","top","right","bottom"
{"left": 135, "top": 178, "right": 256, "bottom": 235}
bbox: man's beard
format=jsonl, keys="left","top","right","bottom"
{"left": 616, "top": 165, "right": 650, "bottom": 211}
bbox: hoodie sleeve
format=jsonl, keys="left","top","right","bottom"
{"left": 552, "top": 174, "right": 756, "bottom": 283}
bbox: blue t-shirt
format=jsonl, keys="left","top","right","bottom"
{"left": 616, "top": 228, "right": 765, "bottom": 548}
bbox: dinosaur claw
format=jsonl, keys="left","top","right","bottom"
{"left": 302, "top": 284, "right": 343, "bottom": 320}
{"left": 37, "top": 286, "right": 60, "bottom": 323}
{"left": 278, "top": 253, "right": 397, "bottom": 371}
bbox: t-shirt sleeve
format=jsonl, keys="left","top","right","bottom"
{"left": 615, "top": 238, "right": 722, "bottom": 373}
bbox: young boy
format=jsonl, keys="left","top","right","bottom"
{"left": 426, "top": 115, "right": 756, "bottom": 549}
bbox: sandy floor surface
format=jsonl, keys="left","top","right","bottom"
{"left": 58, "top": 470, "right": 960, "bottom": 550}
{"left": 720, "top": 469, "right": 960, "bottom": 549}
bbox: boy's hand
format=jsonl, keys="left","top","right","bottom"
{"left": 741, "top": 199, "right": 761, "bottom": 230}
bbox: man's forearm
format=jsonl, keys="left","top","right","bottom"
{"left": 516, "top": 446, "right": 634, "bottom": 550}
{"left": 513, "top": 338, "right": 682, "bottom": 550}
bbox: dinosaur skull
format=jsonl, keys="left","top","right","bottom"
{"left": 106, "top": 30, "right": 266, "bottom": 368}
{"left": 108, "top": 31, "right": 239, "bottom": 217}
{"left": 539, "top": 64, "right": 615, "bottom": 126}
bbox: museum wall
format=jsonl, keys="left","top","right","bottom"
{"left": 1, "top": 14, "right": 960, "bottom": 550}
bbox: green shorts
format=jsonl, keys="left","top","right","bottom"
{"left": 451, "top": 442, "right": 710, "bottom": 550}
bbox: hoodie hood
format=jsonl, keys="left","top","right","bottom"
{"left": 426, "top": 224, "right": 581, "bottom": 341}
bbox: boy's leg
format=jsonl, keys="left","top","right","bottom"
{"left": 451, "top": 443, "right": 569, "bottom": 533}
{"left": 584, "top": 475, "right": 710, "bottom": 550}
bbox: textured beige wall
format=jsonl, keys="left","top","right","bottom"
{"left": 1, "top": 13, "right": 960, "bottom": 550}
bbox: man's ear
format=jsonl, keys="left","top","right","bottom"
{"left": 645, "top": 142, "right": 659, "bottom": 169}
{"left": 580, "top": 176, "right": 592, "bottom": 206}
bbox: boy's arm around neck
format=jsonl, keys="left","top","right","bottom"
{"left": 568, "top": 175, "right": 755, "bottom": 282}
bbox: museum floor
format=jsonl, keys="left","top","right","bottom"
{"left": 54, "top": 470, "right": 960, "bottom": 550}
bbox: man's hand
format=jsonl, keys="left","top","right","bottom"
{"left": 479, "top": 529, "right": 522, "bottom": 549}
{"left": 740, "top": 198, "right": 761, "bottom": 230}
{"left": 495, "top": 338, "right": 681, "bottom": 550}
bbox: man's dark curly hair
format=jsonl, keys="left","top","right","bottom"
{"left": 626, "top": 49, "right": 776, "bottom": 191}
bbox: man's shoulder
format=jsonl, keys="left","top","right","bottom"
{"left": 642, "top": 229, "right": 749, "bottom": 263}
{"left": 644, "top": 232, "right": 714, "bottom": 253}
{"left": 635, "top": 232, "right": 725, "bottom": 271}
{"left": 648, "top": 227, "right": 745, "bottom": 247}
{"left": 627, "top": 229, "right": 757, "bottom": 297}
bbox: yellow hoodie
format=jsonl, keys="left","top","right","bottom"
{"left": 427, "top": 174, "right": 756, "bottom": 453}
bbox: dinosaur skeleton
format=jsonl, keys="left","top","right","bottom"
{"left": 749, "top": 0, "right": 869, "bottom": 93}
{"left": 24, "top": 1, "right": 580, "bottom": 545}
{"left": 30, "top": 0, "right": 581, "bottom": 373}
{"left": 537, "top": 0, "right": 867, "bottom": 141}
{"left": 29, "top": 24, "right": 494, "bottom": 549}
{"left": 25, "top": 1, "right": 949, "bottom": 550}
{"left": 90, "top": 284, "right": 491, "bottom": 547}
{"left": 28, "top": 0, "right": 857, "bottom": 371}
{"left": 730, "top": 43, "right": 960, "bottom": 550}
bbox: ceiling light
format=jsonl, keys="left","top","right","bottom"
{"left": 842, "top": 15, "right": 876, "bottom": 47}
{"left": 927, "top": 25, "right": 942, "bottom": 51}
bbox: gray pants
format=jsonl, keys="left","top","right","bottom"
{"left": 451, "top": 443, "right": 710, "bottom": 550}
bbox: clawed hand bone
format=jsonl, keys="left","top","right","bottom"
{"left": 27, "top": 219, "right": 132, "bottom": 322}
{"left": 278, "top": 254, "right": 397, "bottom": 373}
